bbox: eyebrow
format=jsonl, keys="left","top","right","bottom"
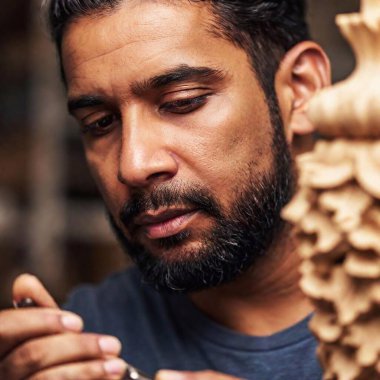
{"left": 67, "top": 95, "right": 105, "bottom": 114}
{"left": 132, "top": 64, "right": 227, "bottom": 95}
{"left": 67, "top": 64, "right": 226, "bottom": 114}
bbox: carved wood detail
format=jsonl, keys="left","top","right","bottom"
{"left": 282, "top": 1, "right": 380, "bottom": 378}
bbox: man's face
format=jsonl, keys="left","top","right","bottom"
{"left": 62, "top": 0, "right": 293, "bottom": 291}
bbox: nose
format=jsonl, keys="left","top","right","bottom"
{"left": 117, "top": 108, "right": 178, "bottom": 188}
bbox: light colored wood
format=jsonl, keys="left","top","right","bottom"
{"left": 308, "top": 0, "right": 380, "bottom": 138}
{"left": 282, "top": 0, "right": 380, "bottom": 378}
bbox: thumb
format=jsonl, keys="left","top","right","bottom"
{"left": 12, "top": 273, "right": 58, "bottom": 308}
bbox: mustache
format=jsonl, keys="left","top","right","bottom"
{"left": 119, "top": 183, "right": 222, "bottom": 229}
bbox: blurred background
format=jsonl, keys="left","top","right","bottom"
{"left": 0, "top": 0, "right": 360, "bottom": 307}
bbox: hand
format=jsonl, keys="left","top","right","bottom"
{"left": 156, "top": 370, "right": 244, "bottom": 380}
{"left": 0, "top": 274, "right": 127, "bottom": 380}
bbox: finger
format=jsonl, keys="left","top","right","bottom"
{"left": 156, "top": 370, "right": 243, "bottom": 380}
{"left": 28, "top": 358, "right": 128, "bottom": 380}
{"left": 0, "top": 308, "right": 83, "bottom": 358}
{"left": 12, "top": 274, "right": 58, "bottom": 308}
{"left": 1, "top": 333, "right": 122, "bottom": 379}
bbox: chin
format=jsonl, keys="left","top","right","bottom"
{"left": 142, "top": 231, "right": 207, "bottom": 262}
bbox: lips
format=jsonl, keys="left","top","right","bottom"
{"left": 134, "top": 208, "right": 198, "bottom": 239}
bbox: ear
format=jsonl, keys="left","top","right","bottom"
{"left": 275, "top": 41, "right": 331, "bottom": 143}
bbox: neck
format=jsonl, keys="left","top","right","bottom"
{"left": 189, "top": 227, "right": 313, "bottom": 336}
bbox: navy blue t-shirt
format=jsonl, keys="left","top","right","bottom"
{"left": 64, "top": 267, "right": 322, "bottom": 380}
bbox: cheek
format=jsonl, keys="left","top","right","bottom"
{"left": 181, "top": 94, "right": 274, "bottom": 190}
{"left": 84, "top": 145, "right": 126, "bottom": 213}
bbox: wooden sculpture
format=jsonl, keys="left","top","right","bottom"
{"left": 282, "top": 0, "right": 380, "bottom": 379}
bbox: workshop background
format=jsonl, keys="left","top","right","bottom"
{"left": 0, "top": 0, "right": 360, "bottom": 307}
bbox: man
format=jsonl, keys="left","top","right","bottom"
{"left": 0, "top": 0, "right": 331, "bottom": 379}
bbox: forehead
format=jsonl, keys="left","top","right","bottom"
{"left": 61, "top": 0, "right": 253, "bottom": 97}
{"left": 62, "top": 1, "right": 209, "bottom": 62}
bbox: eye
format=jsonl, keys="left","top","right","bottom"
{"left": 160, "top": 94, "right": 210, "bottom": 114}
{"left": 82, "top": 114, "right": 120, "bottom": 136}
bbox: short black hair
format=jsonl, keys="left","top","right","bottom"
{"left": 46, "top": 0, "right": 310, "bottom": 99}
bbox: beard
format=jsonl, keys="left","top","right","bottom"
{"left": 109, "top": 100, "right": 295, "bottom": 293}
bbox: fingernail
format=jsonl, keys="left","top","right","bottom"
{"left": 156, "top": 370, "right": 188, "bottom": 380}
{"left": 99, "top": 336, "right": 122, "bottom": 354}
{"left": 61, "top": 314, "right": 83, "bottom": 331}
{"left": 104, "top": 358, "right": 127, "bottom": 375}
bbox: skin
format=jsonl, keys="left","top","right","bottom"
{"left": 0, "top": 1, "right": 331, "bottom": 379}
{"left": 64, "top": 1, "right": 273, "bottom": 261}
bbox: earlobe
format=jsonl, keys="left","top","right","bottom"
{"left": 275, "top": 41, "right": 331, "bottom": 143}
